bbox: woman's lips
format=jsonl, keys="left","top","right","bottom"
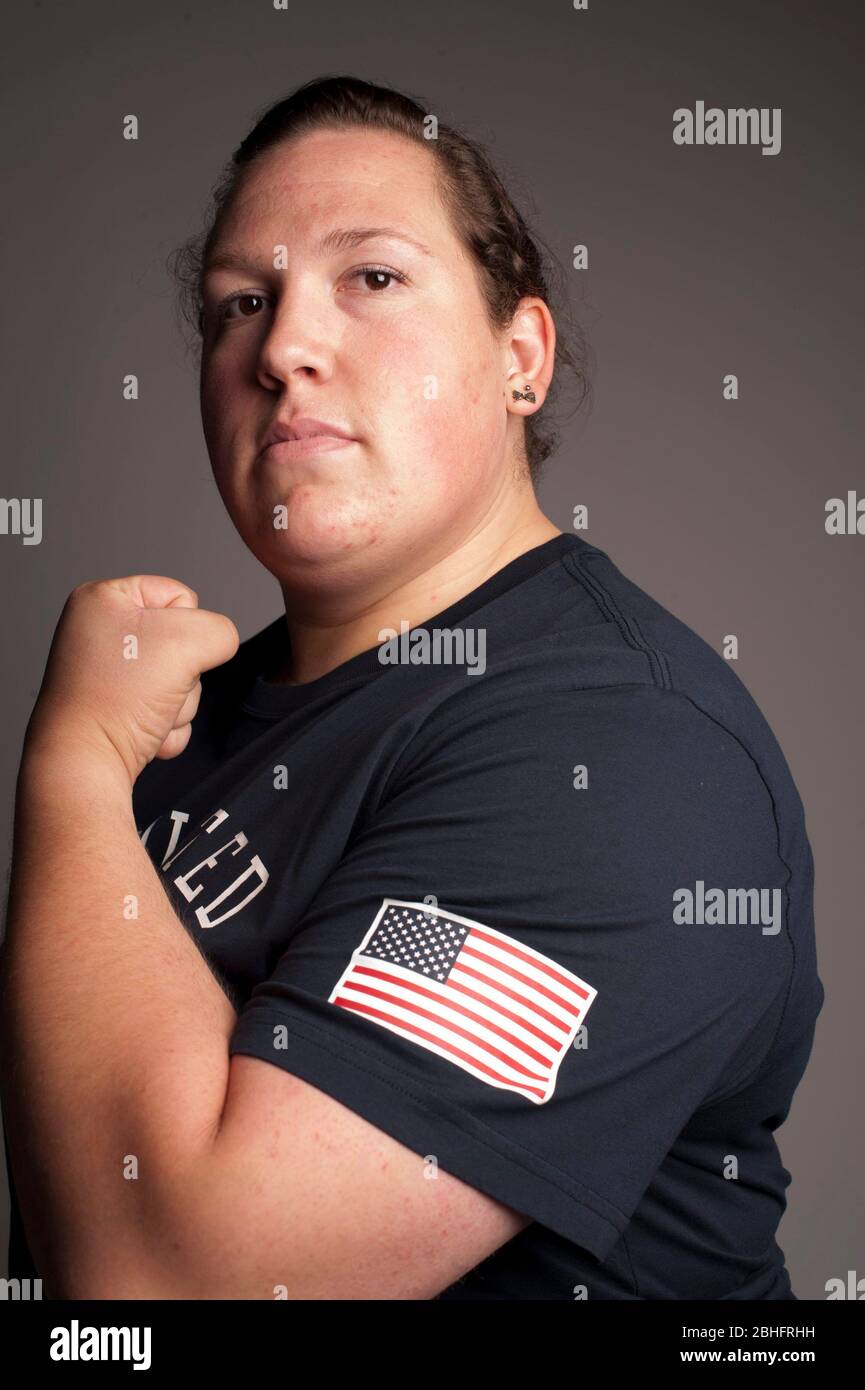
{"left": 259, "top": 436, "right": 358, "bottom": 462}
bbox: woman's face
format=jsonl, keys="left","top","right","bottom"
{"left": 199, "top": 127, "right": 533, "bottom": 594}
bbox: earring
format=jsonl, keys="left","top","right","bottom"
{"left": 511, "top": 382, "right": 537, "bottom": 403}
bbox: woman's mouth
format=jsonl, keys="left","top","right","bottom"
{"left": 259, "top": 436, "right": 358, "bottom": 463}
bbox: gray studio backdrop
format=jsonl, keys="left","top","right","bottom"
{"left": 1, "top": 0, "right": 862, "bottom": 1299}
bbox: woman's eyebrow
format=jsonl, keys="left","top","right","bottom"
{"left": 316, "top": 226, "right": 433, "bottom": 257}
{"left": 203, "top": 226, "right": 432, "bottom": 278}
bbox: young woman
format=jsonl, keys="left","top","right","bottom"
{"left": 1, "top": 75, "right": 822, "bottom": 1300}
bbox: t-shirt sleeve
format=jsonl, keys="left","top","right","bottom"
{"left": 227, "top": 683, "right": 793, "bottom": 1261}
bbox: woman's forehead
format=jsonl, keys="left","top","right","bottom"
{"left": 215, "top": 137, "right": 451, "bottom": 255}
{"left": 246, "top": 126, "right": 437, "bottom": 194}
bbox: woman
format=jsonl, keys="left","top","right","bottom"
{"left": 1, "top": 75, "right": 822, "bottom": 1300}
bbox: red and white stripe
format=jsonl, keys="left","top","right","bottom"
{"left": 328, "top": 899, "right": 598, "bottom": 1103}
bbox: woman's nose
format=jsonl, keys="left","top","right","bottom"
{"left": 255, "top": 288, "right": 336, "bottom": 387}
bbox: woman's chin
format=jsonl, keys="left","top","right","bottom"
{"left": 262, "top": 513, "right": 387, "bottom": 567}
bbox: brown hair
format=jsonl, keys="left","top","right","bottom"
{"left": 169, "top": 74, "right": 592, "bottom": 486}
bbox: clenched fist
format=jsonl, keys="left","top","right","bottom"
{"left": 22, "top": 575, "right": 240, "bottom": 788}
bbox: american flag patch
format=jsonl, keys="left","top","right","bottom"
{"left": 327, "top": 898, "right": 597, "bottom": 1104}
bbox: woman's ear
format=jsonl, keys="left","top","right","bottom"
{"left": 503, "top": 297, "right": 555, "bottom": 415}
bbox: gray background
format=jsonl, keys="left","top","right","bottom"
{"left": 1, "top": 0, "right": 861, "bottom": 1298}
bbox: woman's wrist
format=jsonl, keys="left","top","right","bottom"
{"left": 17, "top": 714, "right": 135, "bottom": 810}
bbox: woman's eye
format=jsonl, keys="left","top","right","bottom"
{"left": 349, "top": 265, "right": 408, "bottom": 293}
{"left": 214, "top": 265, "right": 407, "bottom": 324}
{"left": 220, "top": 292, "right": 267, "bottom": 322}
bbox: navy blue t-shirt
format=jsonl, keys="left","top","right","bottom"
{"left": 5, "top": 532, "right": 823, "bottom": 1298}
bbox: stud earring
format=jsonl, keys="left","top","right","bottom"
{"left": 511, "top": 382, "right": 537, "bottom": 403}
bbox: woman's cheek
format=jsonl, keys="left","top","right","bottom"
{"left": 421, "top": 383, "right": 503, "bottom": 480}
